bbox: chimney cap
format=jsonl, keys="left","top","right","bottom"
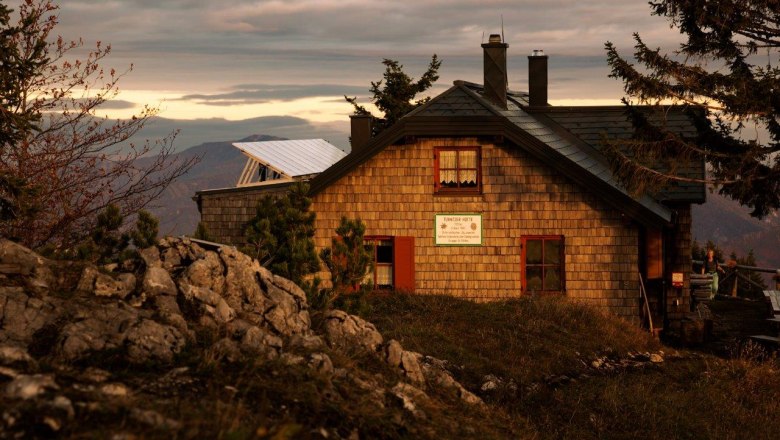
{"left": 482, "top": 33, "right": 508, "bottom": 48}
{"left": 530, "top": 49, "right": 546, "bottom": 57}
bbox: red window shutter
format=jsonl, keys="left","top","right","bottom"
{"left": 646, "top": 229, "right": 663, "bottom": 279}
{"left": 393, "top": 236, "right": 415, "bottom": 291}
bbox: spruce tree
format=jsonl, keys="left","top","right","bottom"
{"left": 0, "top": 2, "right": 44, "bottom": 224}
{"left": 243, "top": 182, "right": 319, "bottom": 285}
{"left": 605, "top": 0, "right": 780, "bottom": 217}
{"left": 346, "top": 55, "right": 441, "bottom": 136}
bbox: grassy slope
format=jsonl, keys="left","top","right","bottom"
{"left": 353, "top": 294, "right": 780, "bottom": 440}
{"left": 38, "top": 293, "right": 780, "bottom": 439}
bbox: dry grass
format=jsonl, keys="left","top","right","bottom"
{"left": 354, "top": 292, "right": 780, "bottom": 439}
{"left": 355, "top": 293, "right": 660, "bottom": 389}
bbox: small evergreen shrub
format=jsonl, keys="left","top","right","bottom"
{"left": 319, "top": 216, "right": 371, "bottom": 299}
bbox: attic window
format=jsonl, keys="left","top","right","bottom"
{"left": 434, "top": 147, "right": 481, "bottom": 194}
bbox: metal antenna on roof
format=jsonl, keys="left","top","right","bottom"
{"left": 481, "top": 31, "right": 484, "bottom": 44}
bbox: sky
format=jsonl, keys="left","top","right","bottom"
{"left": 50, "top": 0, "right": 690, "bottom": 150}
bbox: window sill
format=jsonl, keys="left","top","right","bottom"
{"left": 433, "top": 190, "right": 483, "bottom": 197}
{"left": 523, "top": 290, "right": 566, "bottom": 296}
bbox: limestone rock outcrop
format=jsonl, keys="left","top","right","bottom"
{"left": 0, "top": 237, "right": 483, "bottom": 437}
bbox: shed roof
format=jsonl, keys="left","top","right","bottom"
{"left": 233, "top": 138, "right": 347, "bottom": 178}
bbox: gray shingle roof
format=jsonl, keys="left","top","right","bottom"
{"left": 311, "top": 80, "right": 710, "bottom": 226}
{"left": 541, "top": 107, "right": 705, "bottom": 202}
{"left": 430, "top": 82, "right": 674, "bottom": 223}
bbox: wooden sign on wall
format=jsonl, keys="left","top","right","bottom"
{"left": 434, "top": 214, "right": 482, "bottom": 246}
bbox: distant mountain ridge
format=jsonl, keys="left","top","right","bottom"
{"left": 692, "top": 191, "right": 780, "bottom": 269}
{"left": 143, "top": 134, "right": 285, "bottom": 236}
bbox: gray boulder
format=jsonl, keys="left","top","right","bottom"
{"left": 181, "top": 251, "right": 224, "bottom": 295}
{"left": 5, "top": 374, "right": 58, "bottom": 400}
{"left": 0, "top": 287, "right": 59, "bottom": 345}
{"left": 218, "top": 246, "right": 266, "bottom": 314}
{"left": 384, "top": 340, "right": 403, "bottom": 368}
{"left": 308, "top": 353, "right": 334, "bottom": 375}
{"left": 179, "top": 283, "right": 236, "bottom": 324}
{"left": 93, "top": 273, "right": 135, "bottom": 299}
{"left": 142, "top": 267, "right": 177, "bottom": 297}
{"left": 323, "top": 310, "right": 383, "bottom": 352}
{"left": 124, "top": 319, "right": 185, "bottom": 364}
{"left": 210, "top": 338, "right": 242, "bottom": 363}
{"left": 421, "top": 357, "right": 484, "bottom": 406}
{"left": 56, "top": 304, "right": 139, "bottom": 361}
{"left": 0, "top": 345, "right": 35, "bottom": 367}
{"left": 137, "top": 247, "right": 161, "bottom": 269}
{"left": 0, "top": 239, "right": 55, "bottom": 290}
{"left": 400, "top": 351, "right": 425, "bottom": 385}
{"left": 76, "top": 266, "right": 99, "bottom": 292}
{"left": 262, "top": 283, "right": 311, "bottom": 336}
{"left": 240, "top": 326, "right": 282, "bottom": 359}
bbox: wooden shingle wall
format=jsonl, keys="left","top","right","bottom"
{"left": 198, "top": 184, "right": 293, "bottom": 245}
{"left": 311, "top": 137, "right": 643, "bottom": 320}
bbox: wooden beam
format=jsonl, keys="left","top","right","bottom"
{"left": 237, "top": 157, "right": 254, "bottom": 186}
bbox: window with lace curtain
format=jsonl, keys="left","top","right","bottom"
{"left": 434, "top": 147, "right": 481, "bottom": 193}
{"left": 364, "top": 237, "right": 394, "bottom": 289}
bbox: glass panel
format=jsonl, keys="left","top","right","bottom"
{"left": 459, "top": 150, "right": 477, "bottom": 168}
{"left": 544, "top": 239, "right": 561, "bottom": 264}
{"left": 543, "top": 267, "right": 561, "bottom": 291}
{"left": 440, "top": 169, "right": 457, "bottom": 187}
{"left": 376, "top": 240, "right": 393, "bottom": 263}
{"left": 526, "top": 240, "right": 542, "bottom": 264}
{"left": 376, "top": 264, "right": 393, "bottom": 288}
{"left": 459, "top": 169, "right": 477, "bottom": 187}
{"left": 526, "top": 267, "right": 543, "bottom": 291}
{"left": 439, "top": 150, "right": 457, "bottom": 168}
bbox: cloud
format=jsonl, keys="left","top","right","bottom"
{"left": 72, "top": 98, "right": 137, "bottom": 110}
{"left": 57, "top": 1, "right": 682, "bottom": 64}
{"left": 51, "top": 1, "right": 688, "bottom": 109}
{"left": 176, "top": 84, "right": 370, "bottom": 106}
{"left": 131, "top": 115, "right": 347, "bottom": 151}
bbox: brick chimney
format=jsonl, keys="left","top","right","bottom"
{"left": 481, "top": 34, "right": 509, "bottom": 110}
{"left": 349, "top": 114, "right": 372, "bottom": 154}
{"left": 528, "top": 49, "right": 548, "bottom": 107}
